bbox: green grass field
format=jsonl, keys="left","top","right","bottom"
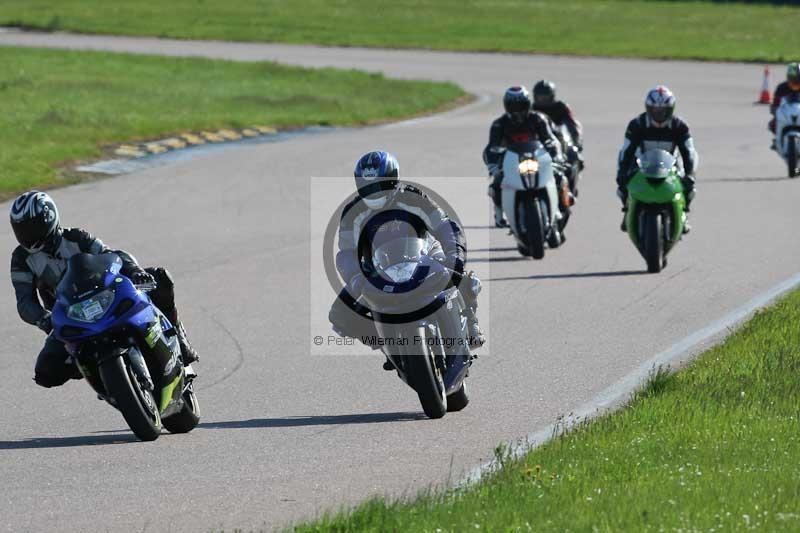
{"left": 296, "top": 288, "right": 800, "bottom": 531}
{"left": 1, "top": 0, "right": 798, "bottom": 62}
{"left": 0, "top": 47, "right": 463, "bottom": 199}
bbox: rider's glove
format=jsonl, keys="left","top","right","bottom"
{"left": 488, "top": 164, "right": 503, "bottom": 180}
{"left": 36, "top": 312, "right": 53, "bottom": 334}
{"left": 130, "top": 268, "right": 156, "bottom": 287}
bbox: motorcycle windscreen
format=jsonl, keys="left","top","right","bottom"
{"left": 57, "top": 253, "right": 123, "bottom": 302}
{"left": 637, "top": 149, "right": 676, "bottom": 179}
{"left": 372, "top": 237, "right": 429, "bottom": 284}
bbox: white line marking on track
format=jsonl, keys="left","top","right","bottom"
{"left": 462, "top": 270, "right": 800, "bottom": 486}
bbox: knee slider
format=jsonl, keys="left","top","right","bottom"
{"left": 34, "top": 371, "right": 67, "bottom": 388}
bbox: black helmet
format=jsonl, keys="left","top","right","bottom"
{"left": 533, "top": 80, "right": 557, "bottom": 108}
{"left": 10, "top": 191, "right": 61, "bottom": 252}
{"left": 354, "top": 151, "right": 400, "bottom": 210}
{"left": 503, "top": 86, "right": 532, "bottom": 124}
{"left": 788, "top": 62, "right": 800, "bottom": 90}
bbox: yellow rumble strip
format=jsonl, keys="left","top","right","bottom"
{"left": 202, "top": 131, "right": 225, "bottom": 142}
{"left": 115, "top": 145, "right": 146, "bottom": 158}
{"left": 217, "top": 129, "right": 242, "bottom": 141}
{"left": 107, "top": 126, "right": 279, "bottom": 162}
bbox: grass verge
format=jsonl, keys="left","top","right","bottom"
{"left": 0, "top": 46, "right": 464, "bottom": 199}
{"left": 296, "top": 287, "right": 800, "bottom": 531}
{"left": 1, "top": 1, "right": 799, "bottom": 62}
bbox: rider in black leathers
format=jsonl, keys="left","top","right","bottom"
{"left": 483, "top": 86, "right": 563, "bottom": 228}
{"left": 533, "top": 79, "right": 585, "bottom": 195}
{"left": 769, "top": 62, "right": 800, "bottom": 146}
{"left": 616, "top": 85, "right": 698, "bottom": 232}
{"left": 9, "top": 191, "right": 198, "bottom": 388}
{"left": 532, "top": 80, "right": 583, "bottom": 150}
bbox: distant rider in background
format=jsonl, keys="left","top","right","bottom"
{"left": 328, "top": 151, "right": 484, "bottom": 369}
{"left": 533, "top": 79, "right": 585, "bottom": 195}
{"left": 483, "top": 86, "right": 563, "bottom": 228}
{"left": 616, "top": 85, "right": 698, "bottom": 233}
{"left": 769, "top": 62, "right": 800, "bottom": 149}
{"left": 9, "top": 191, "right": 199, "bottom": 389}
{"left": 532, "top": 79, "right": 583, "bottom": 151}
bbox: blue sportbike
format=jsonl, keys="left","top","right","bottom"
{"left": 52, "top": 253, "right": 199, "bottom": 441}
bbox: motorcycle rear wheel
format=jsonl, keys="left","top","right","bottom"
{"left": 99, "top": 355, "right": 161, "bottom": 441}
{"left": 162, "top": 382, "right": 200, "bottom": 434}
{"left": 446, "top": 381, "right": 470, "bottom": 412}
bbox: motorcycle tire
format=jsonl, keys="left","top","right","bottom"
{"left": 523, "top": 194, "right": 546, "bottom": 260}
{"left": 788, "top": 137, "right": 799, "bottom": 178}
{"left": 99, "top": 355, "right": 161, "bottom": 441}
{"left": 643, "top": 211, "right": 664, "bottom": 274}
{"left": 446, "top": 381, "right": 470, "bottom": 412}
{"left": 162, "top": 382, "right": 200, "bottom": 434}
{"left": 405, "top": 327, "right": 447, "bottom": 419}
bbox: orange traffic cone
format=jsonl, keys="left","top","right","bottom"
{"left": 758, "top": 66, "right": 771, "bottom": 104}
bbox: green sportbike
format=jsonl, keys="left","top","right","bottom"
{"left": 625, "top": 149, "right": 687, "bottom": 273}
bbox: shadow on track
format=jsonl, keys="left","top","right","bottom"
{"left": 469, "top": 246, "right": 518, "bottom": 253}
{"left": 468, "top": 255, "right": 529, "bottom": 263}
{"left": 198, "top": 411, "right": 426, "bottom": 430}
{"left": 0, "top": 433, "right": 138, "bottom": 450}
{"left": 705, "top": 176, "right": 788, "bottom": 183}
{"left": 487, "top": 269, "right": 645, "bottom": 282}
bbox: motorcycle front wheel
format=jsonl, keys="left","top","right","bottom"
{"left": 643, "top": 211, "right": 664, "bottom": 274}
{"left": 521, "top": 193, "right": 546, "bottom": 260}
{"left": 788, "top": 137, "right": 799, "bottom": 178}
{"left": 99, "top": 355, "right": 161, "bottom": 441}
{"left": 404, "top": 327, "right": 447, "bottom": 419}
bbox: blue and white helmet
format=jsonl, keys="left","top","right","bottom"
{"left": 10, "top": 190, "right": 61, "bottom": 252}
{"left": 645, "top": 85, "right": 676, "bottom": 126}
{"left": 354, "top": 151, "right": 400, "bottom": 210}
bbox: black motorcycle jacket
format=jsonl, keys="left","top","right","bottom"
{"left": 482, "top": 112, "right": 562, "bottom": 173}
{"left": 533, "top": 101, "right": 583, "bottom": 147}
{"left": 10, "top": 228, "right": 142, "bottom": 328}
{"left": 617, "top": 113, "right": 698, "bottom": 187}
{"left": 335, "top": 183, "right": 467, "bottom": 291}
{"left": 771, "top": 81, "right": 800, "bottom": 115}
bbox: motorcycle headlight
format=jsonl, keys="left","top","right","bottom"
{"left": 382, "top": 262, "right": 418, "bottom": 283}
{"left": 518, "top": 160, "right": 539, "bottom": 174}
{"left": 67, "top": 289, "right": 115, "bottom": 323}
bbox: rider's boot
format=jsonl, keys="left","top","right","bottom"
{"left": 175, "top": 320, "right": 199, "bottom": 364}
{"left": 494, "top": 205, "right": 508, "bottom": 228}
{"left": 682, "top": 196, "right": 693, "bottom": 234}
{"left": 463, "top": 306, "right": 485, "bottom": 349}
{"left": 166, "top": 308, "right": 199, "bottom": 365}
{"left": 620, "top": 209, "right": 628, "bottom": 232}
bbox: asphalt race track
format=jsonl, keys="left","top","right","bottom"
{"left": 0, "top": 32, "right": 797, "bottom": 531}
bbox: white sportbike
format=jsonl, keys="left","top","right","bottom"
{"left": 500, "top": 141, "right": 567, "bottom": 259}
{"left": 774, "top": 93, "right": 800, "bottom": 178}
